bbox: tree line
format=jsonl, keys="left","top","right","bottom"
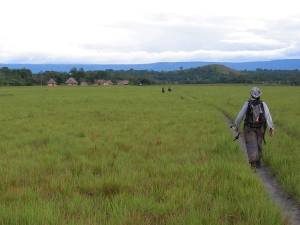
{"left": 1, "top": 65, "right": 300, "bottom": 86}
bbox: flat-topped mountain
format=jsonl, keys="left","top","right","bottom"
{"left": 1, "top": 59, "right": 300, "bottom": 73}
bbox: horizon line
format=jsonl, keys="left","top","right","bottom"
{"left": 1, "top": 58, "right": 300, "bottom": 65}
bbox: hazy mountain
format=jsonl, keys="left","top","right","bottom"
{"left": 1, "top": 59, "right": 300, "bottom": 73}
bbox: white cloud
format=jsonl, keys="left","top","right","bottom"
{"left": 0, "top": 0, "right": 300, "bottom": 63}
{"left": 221, "top": 32, "right": 286, "bottom": 50}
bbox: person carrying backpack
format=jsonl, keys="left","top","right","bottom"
{"left": 234, "top": 87, "right": 274, "bottom": 168}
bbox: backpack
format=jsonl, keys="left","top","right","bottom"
{"left": 244, "top": 99, "right": 266, "bottom": 128}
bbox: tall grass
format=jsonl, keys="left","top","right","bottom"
{"left": 191, "top": 85, "right": 300, "bottom": 203}
{"left": 0, "top": 86, "right": 284, "bottom": 225}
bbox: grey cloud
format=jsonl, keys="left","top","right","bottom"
{"left": 102, "top": 15, "right": 293, "bottom": 54}
{"left": 2, "top": 14, "right": 300, "bottom": 63}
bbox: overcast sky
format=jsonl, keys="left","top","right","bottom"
{"left": 1, "top": 0, "right": 300, "bottom": 64}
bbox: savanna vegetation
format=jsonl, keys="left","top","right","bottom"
{"left": 1, "top": 64, "right": 300, "bottom": 86}
{"left": 1, "top": 85, "right": 299, "bottom": 225}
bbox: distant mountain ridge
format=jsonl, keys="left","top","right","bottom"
{"left": 1, "top": 63, "right": 300, "bottom": 86}
{"left": 1, "top": 59, "right": 300, "bottom": 73}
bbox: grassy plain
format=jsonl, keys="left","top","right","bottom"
{"left": 0, "top": 85, "right": 296, "bottom": 225}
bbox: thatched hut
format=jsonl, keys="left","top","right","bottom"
{"left": 95, "top": 80, "right": 113, "bottom": 86}
{"left": 117, "top": 80, "right": 129, "bottom": 85}
{"left": 65, "top": 77, "right": 78, "bottom": 86}
{"left": 95, "top": 80, "right": 106, "bottom": 85}
{"left": 103, "top": 80, "right": 113, "bottom": 86}
{"left": 79, "top": 79, "right": 88, "bottom": 86}
{"left": 47, "top": 78, "right": 57, "bottom": 87}
{"left": 80, "top": 81, "right": 88, "bottom": 86}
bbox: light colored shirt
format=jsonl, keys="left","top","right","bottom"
{"left": 235, "top": 101, "right": 273, "bottom": 129}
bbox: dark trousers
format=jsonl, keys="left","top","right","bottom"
{"left": 244, "top": 126, "right": 264, "bottom": 163}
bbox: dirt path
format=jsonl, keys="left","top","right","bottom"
{"left": 224, "top": 115, "right": 300, "bottom": 225}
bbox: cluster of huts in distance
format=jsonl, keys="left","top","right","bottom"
{"left": 47, "top": 78, "right": 129, "bottom": 87}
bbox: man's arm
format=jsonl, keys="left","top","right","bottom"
{"left": 262, "top": 102, "right": 273, "bottom": 129}
{"left": 234, "top": 101, "right": 248, "bottom": 129}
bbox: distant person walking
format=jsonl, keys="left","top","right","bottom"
{"left": 162, "top": 87, "right": 165, "bottom": 93}
{"left": 234, "top": 87, "right": 274, "bottom": 168}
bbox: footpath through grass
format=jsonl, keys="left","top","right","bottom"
{"left": 0, "top": 86, "right": 286, "bottom": 225}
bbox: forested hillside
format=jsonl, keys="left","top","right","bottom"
{"left": 0, "top": 64, "right": 300, "bottom": 86}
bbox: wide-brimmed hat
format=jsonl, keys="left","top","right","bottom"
{"left": 250, "top": 87, "right": 262, "bottom": 98}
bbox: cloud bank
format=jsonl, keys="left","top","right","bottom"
{"left": 0, "top": 0, "right": 300, "bottom": 63}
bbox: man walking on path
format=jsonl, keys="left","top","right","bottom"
{"left": 234, "top": 87, "right": 274, "bottom": 168}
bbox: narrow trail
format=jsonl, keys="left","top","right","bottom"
{"left": 224, "top": 113, "right": 300, "bottom": 225}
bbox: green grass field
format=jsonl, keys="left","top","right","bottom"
{"left": 0, "top": 85, "right": 298, "bottom": 225}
